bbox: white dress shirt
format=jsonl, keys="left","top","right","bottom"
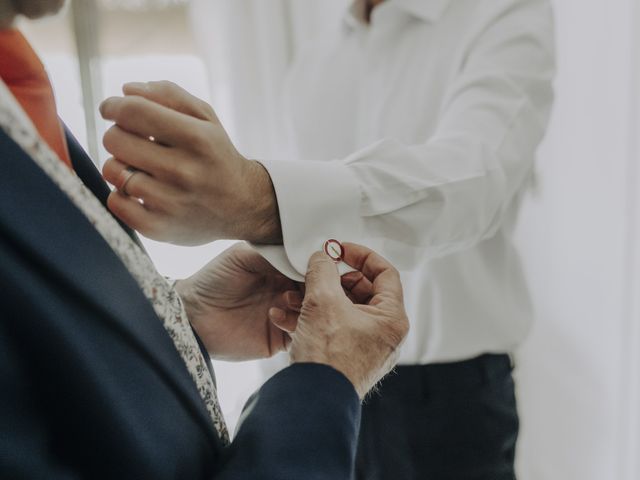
{"left": 255, "top": 0, "right": 555, "bottom": 364}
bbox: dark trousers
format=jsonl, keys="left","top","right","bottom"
{"left": 355, "top": 354, "right": 518, "bottom": 480}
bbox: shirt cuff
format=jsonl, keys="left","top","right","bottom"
{"left": 251, "top": 160, "right": 363, "bottom": 280}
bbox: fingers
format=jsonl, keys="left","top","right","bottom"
{"left": 342, "top": 242, "right": 391, "bottom": 281}
{"left": 123, "top": 81, "right": 219, "bottom": 123}
{"left": 341, "top": 271, "right": 374, "bottom": 304}
{"left": 102, "top": 125, "right": 176, "bottom": 181}
{"left": 304, "top": 251, "right": 343, "bottom": 298}
{"left": 268, "top": 307, "right": 298, "bottom": 334}
{"left": 106, "top": 191, "right": 165, "bottom": 239}
{"left": 268, "top": 317, "right": 292, "bottom": 355}
{"left": 100, "top": 94, "right": 206, "bottom": 148}
{"left": 102, "top": 156, "right": 141, "bottom": 191}
{"left": 102, "top": 157, "right": 180, "bottom": 211}
{"left": 282, "top": 290, "right": 303, "bottom": 312}
{"left": 342, "top": 242, "right": 403, "bottom": 299}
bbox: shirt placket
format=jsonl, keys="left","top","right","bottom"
{"left": 355, "top": 10, "right": 400, "bottom": 148}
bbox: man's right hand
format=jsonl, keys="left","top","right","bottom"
{"left": 269, "top": 243, "right": 409, "bottom": 399}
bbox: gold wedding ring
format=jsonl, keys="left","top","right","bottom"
{"left": 120, "top": 167, "right": 138, "bottom": 196}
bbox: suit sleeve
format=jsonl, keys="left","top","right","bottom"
{"left": 215, "top": 363, "right": 361, "bottom": 480}
{"left": 0, "top": 322, "right": 81, "bottom": 479}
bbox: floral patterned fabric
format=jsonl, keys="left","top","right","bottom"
{"left": 0, "top": 80, "right": 229, "bottom": 444}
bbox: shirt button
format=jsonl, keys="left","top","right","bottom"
{"left": 323, "top": 239, "right": 344, "bottom": 263}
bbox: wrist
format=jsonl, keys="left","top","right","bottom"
{"left": 239, "top": 160, "right": 283, "bottom": 244}
{"left": 291, "top": 349, "right": 367, "bottom": 400}
{"left": 300, "top": 361, "right": 366, "bottom": 400}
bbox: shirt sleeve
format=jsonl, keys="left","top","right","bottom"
{"left": 253, "top": 0, "right": 556, "bottom": 279}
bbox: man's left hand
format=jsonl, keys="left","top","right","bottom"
{"left": 100, "top": 81, "right": 282, "bottom": 246}
{"left": 175, "top": 242, "right": 299, "bottom": 361}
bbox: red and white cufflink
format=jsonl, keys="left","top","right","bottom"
{"left": 323, "top": 239, "right": 344, "bottom": 263}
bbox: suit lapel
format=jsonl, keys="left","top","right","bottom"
{"left": 0, "top": 129, "right": 218, "bottom": 446}
{"left": 64, "top": 128, "right": 143, "bottom": 249}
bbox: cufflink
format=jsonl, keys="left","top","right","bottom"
{"left": 323, "top": 239, "right": 344, "bottom": 263}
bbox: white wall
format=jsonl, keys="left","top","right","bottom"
{"left": 513, "top": 0, "right": 640, "bottom": 478}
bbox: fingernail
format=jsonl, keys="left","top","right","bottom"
{"left": 268, "top": 307, "right": 285, "bottom": 322}
{"left": 98, "top": 100, "right": 109, "bottom": 118}
{"left": 99, "top": 97, "right": 118, "bottom": 119}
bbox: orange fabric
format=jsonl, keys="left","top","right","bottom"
{"left": 0, "top": 29, "right": 72, "bottom": 169}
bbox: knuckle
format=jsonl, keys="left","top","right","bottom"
{"left": 137, "top": 188, "right": 159, "bottom": 209}
{"left": 398, "top": 315, "right": 410, "bottom": 338}
{"left": 201, "top": 102, "right": 217, "bottom": 121}
{"left": 308, "top": 256, "right": 334, "bottom": 276}
{"left": 141, "top": 222, "right": 158, "bottom": 239}
{"left": 375, "top": 315, "right": 409, "bottom": 349}
{"left": 186, "top": 124, "right": 212, "bottom": 153}
{"left": 153, "top": 80, "right": 177, "bottom": 94}
{"left": 160, "top": 156, "right": 181, "bottom": 179}
{"left": 304, "top": 288, "right": 335, "bottom": 310}
{"left": 388, "top": 268, "right": 402, "bottom": 288}
{"left": 176, "top": 162, "right": 203, "bottom": 188}
{"left": 302, "top": 292, "right": 322, "bottom": 310}
{"left": 390, "top": 315, "right": 410, "bottom": 343}
{"left": 390, "top": 266, "right": 402, "bottom": 281}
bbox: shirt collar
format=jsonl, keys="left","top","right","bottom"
{"left": 344, "top": 0, "right": 451, "bottom": 28}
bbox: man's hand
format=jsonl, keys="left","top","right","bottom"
{"left": 270, "top": 242, "right": 410, "bottom": 399}
{"left": 99, "top": 81, "right": 282, "bottom": 246}
{"left": 175, "top": 242, "right": 299, "bottom": 361}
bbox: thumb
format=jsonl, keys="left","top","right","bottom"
{"left": 122, "top": 80, "right": 219, "bottom": 123}
{"left": 304, "top": 251, "right": 343, "bottom": 297}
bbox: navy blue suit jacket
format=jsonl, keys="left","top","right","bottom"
{"left": 0, "top": 128, "right": 361, "bottom": 479}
